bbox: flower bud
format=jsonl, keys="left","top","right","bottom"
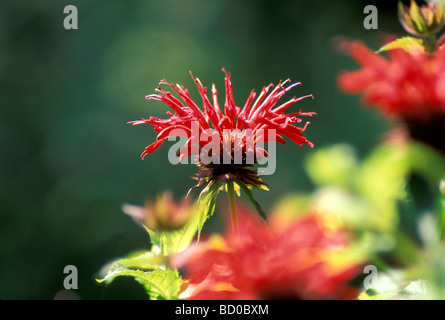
{"left": 399, "top": 0, "right": 445, "bottom": 37}
{"left": 122, "top": 191, "right": 194, "bottom": 231}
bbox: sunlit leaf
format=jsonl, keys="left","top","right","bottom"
{"left": 312, "top": 187, "right": 376, "bottom": 231}
{"left": 237, "top": 181, "right": 268, "bottom": 224}
{"left": 196, "top": 181, "right": 222, "bottom": 240}
{"left": 376, "top": 37, "right": 427, "bottom": 54}
{"left": 159, "top": 208, "right": 201, "bottom": 256}
{"left": 406, "top": 142, "right": 445, "bottom": 185}
{"left": 96, "top": 211, "right": 201, "bottom": 298}
{"left": 270, "top": 193, "right": 311, "bottom": 221}
{"left": 356, "top": 144, "right": 409, "bottom": 232}
{"left": 98, "top": 266, "right": 182, "bottom": 300}
{"left": 305, "top": 144, "right": 358, "bottom": 188}
{"left": 98, "top": 251, "right": 166, "bottom": 273}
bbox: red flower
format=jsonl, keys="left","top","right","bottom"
{"left": 172, "top": 204, "right": 361, "bottom": 300}
{"left": 130, "top": 68, "right": 315, "bottom": 160}
{"left": 338, "top": 41, "right": 445, "bottom": 119}
{"left": 129, "top": 69, "right": 315, "bottom": 190}
{"left": 338, "top": 41, "right": 445, "bottom": 153}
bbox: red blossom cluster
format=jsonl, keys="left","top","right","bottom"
{"left": 173, "top": 205, "right": 361, "bottom": 300}
{"left": 129, "top": 69, "right": 315, "bottom": 161}
{"left": 338, "top": 40, "right": 445, "bottom": 153}
{"left": 338, "top": 41, "right": 445, "bottom": 120}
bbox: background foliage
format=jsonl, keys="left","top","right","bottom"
{"left": 1, "top": 0, "right": 406, "bottom": 299}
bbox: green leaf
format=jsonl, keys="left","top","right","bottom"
{"left": 304, "top": 143, "right": 358, "bottom": 188}
{"left": 98, "top": 266, "right": 183, "bottom": 300}
{"left": 159, "top": 208, "right": 201, "bottom": 256}
{"left": 356, "top": 144, "right": 409, "bottom": 232}
{"left": 405, "top": 142, "right": 445, "bottom": 239}
{"left": 139, "top": 210, "right": 201, "bottom": 257}
{"left": 143, "top": 225, "right": 162, "bottom": 253}
{"left": 406, "top": 142, "right": 445, "bottom": 186}
{"left": 376, "top": 36, "right": 427, "bottom": 54}
{"left": 196, "top": 181, "right": 222, "bottom": 240}
{"left": 136, "top": 269, "right": 183, "bottom": 300}
{"left": 237, "top": 181, "right": 268, "bottom": 224}
{"left": 99, "top": 250, "right": 166, "bottom": 272}
{"left": 96, "top": 250, "right": 183, "bottom": 300}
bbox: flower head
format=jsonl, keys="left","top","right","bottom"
{"left": 172, "top": 203, "right": 361, "bottom": 300}
{"left": 338, "top": 40, "right": 445, "bottom": 153}
{"left": 338, "top": 41, "right": 445, "bottom": 118}
{"left": 129, "top": 69, "right": 315, "bottom": 191}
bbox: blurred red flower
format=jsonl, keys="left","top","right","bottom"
{"left": 172, "top": 204, "right": 361, "bottom": 300}
{"left": 338, "top": 41, "right": 445, "bottom": 153}
{"left": 338, "top": 41, "right": 445, "bottom": 118}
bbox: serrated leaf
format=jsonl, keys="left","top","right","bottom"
{"left": 237, "top": 181, "right": 268, "bottom": 225}
{"left": 96, "top": 242, "right": 185, "bottom": 300}
{"left": 159, "top": 208, "right": 201, "bottom": 256}
{"left": 99, "top": 251, "right": 166, "bottom": 274}
{"left": 142, "top": 225, "right": 162, "bottom": 253}
{"left": 98, "top": 267, "right": 183, "bottom": 300}
{"left": 135, "top": 269, "right": 183, "bottom": 300}
{"left": 376, "top": 36, "right": 427, "bottom": 54}
{"left": 138, "top": 212, "right": 200, "bottom": 257}
{"left": 196, "top": 181, "right": 222, "bottom": 240}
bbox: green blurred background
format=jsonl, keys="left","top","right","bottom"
{"left": 0, "top": 0, "right": 404, "bottom": 299}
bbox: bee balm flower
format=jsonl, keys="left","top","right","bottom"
{"left": 129, "top": 69, "right": 315, "bottom": 191}
{"left": 338, "top": 41, "right": 445, "bottom": 153}
{"left": 172, "top": 204, "right": 361, "bottom": 300}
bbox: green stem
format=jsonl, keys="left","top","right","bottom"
{"left": 227, "top": 181, "right": 239, "bottom": 236}
{"left": 427, "top": 33, "right": 437, "bottom": 53}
